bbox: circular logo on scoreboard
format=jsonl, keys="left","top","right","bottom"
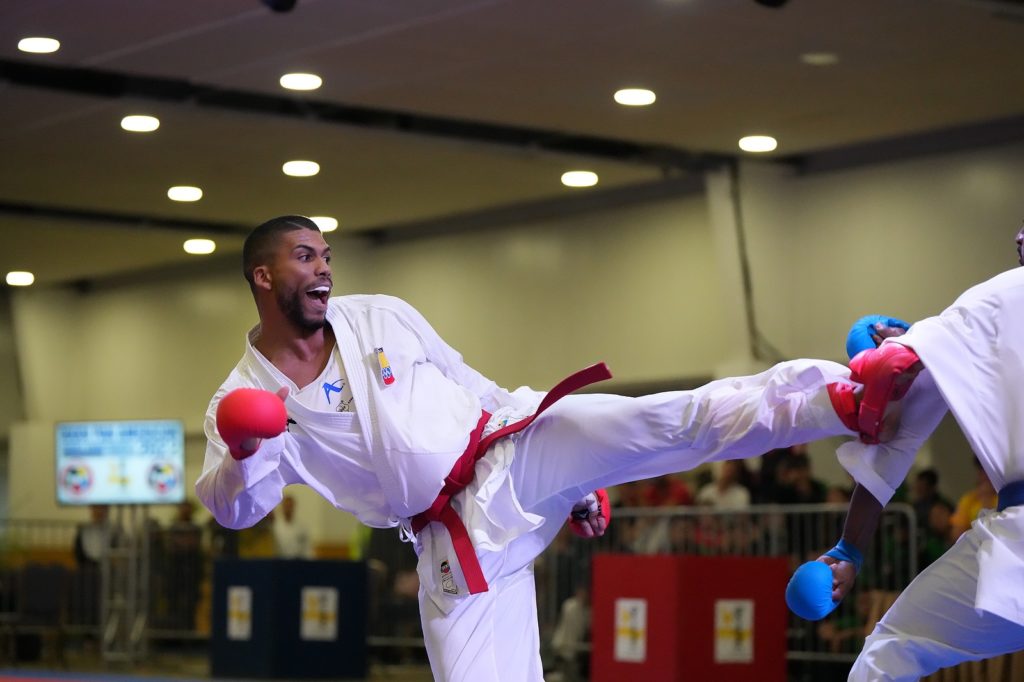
{"left": 147, "top": 462, "right": 180, "bottom": 495}
{"left": 60, "top": 464, "right": 94, "bottom": 496}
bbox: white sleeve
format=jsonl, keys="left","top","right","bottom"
{"left": 390, "top": 296, "right": 544, "bottom": 412}
{"left": 194, "top": 390, "right": 290, "bottom": 530}
{"left": 836, "top": 370, "right": 948, "bottom": 505}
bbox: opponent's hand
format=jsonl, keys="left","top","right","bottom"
{"left": 216, "top": 387, "right": 289, "bottom": 460}
{"left": 870, "top": 321, "right": 908, "bottom": 345}
{"left": 568, "top": 488, "right": 610, "bottom": 538}
{"left": 845, "top": 315, "right": 910, "bottom": 359}
{"left": 819, "top": 554, "right": 858, "bottom": 602}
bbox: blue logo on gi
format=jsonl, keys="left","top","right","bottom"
{"left": 323, "top": 380, "right": 342, "bottom": 404}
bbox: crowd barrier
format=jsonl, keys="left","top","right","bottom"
{"left": 0, "top": 505, "right": 1020, "bottom": 680}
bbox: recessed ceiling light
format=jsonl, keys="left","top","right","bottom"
{"left": 614, "top": 88, "right": 657, "bottom": 106}
{"left": 18, "top": 37, "right": 60, "bottom": 54}
{"left": 310, "top": 216, "right": 338, "bottom": 232}
{"left": 120, "top": 115, "right": 160, "bottom": 133}
{"left": 800, "top": 52, "right": 839, "bottom": 66}
{"left": 561, "top": 170, "right": 599, "bottom": 188}
{"left": 280, "top": 73, "right": 323, "bottom": 91}
{"left": 167, "top": 186, "right": 203, "bottom": 202}
{"left": 183, "top": 239, "right": 216, "bottom": 255}
{"left": 738, "top": 135, "right": 778, "bottom": 153}
{"left": 283, "top": 160, "right": 320, "bottom": 177}
{"left": 6, "top": 271, "right": 35, "bottom": 286}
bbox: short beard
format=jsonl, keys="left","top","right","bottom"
{"left": 278, "top": 288, "right": 326, "bottom": 333}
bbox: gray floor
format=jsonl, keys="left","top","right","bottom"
{"left": 4, "top": 646, "right": 434, "bottom": 681}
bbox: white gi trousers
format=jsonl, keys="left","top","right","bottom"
{"left": 849, "top": 508, "right": 1024, "bottom": 682}
{"left": 420, "top": 358, "right": 856, "bottom": 681}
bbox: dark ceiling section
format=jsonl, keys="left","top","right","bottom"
{"left": 0, "top": 58, "right": 732, "bottom": 173}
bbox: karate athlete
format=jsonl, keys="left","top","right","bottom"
{"left": 196, "top": 215, "right": 896, "bottom": 682}
{"left": 793, "top": 223, "right": 1024, "bottom": 681}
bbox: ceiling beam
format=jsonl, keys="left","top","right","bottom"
{"left": 0, "top": 200, "right": 249, "bottom": 235}
{"left": 0, "top": 58, "right": 733, "bottom": 173}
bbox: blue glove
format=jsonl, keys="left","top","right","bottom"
{"left": 824, "top": 537, "right": 864, "bottom": 572}
{"left": 845, "top": 315, "right": 910, "bottom": 359}
{"left": 786, "top": 539, "right": 863, "bottom": 621}
{"left": 785, "top": 561, "right": 838, "bottom": 621}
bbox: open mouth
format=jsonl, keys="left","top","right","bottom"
{"left": 306, "top": 285, "right": 330, "bottom": 306}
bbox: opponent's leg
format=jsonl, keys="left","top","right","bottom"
{"left": 420, "top": 566, "right": 543, "bottom": 682}
{"left": 512, "top": 358, "right": 855, "bottom": 511}
{"left": 849, "top": 526, "right": 1024, "bottom": 681}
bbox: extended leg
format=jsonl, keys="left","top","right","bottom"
{"left": 512, "top": 358, "right": 856, "bottom": 510}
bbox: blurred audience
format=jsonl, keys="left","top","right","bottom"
{"left": 950, "top": 458, "right": 997, "bottom": 540}
{"left": 696, "top": 461, "right": 751, "bottom": 510}
{"left": 775, "top": 453, "right": 827, "bottom": 505}
{"left": 273, "top": 494, "right": 313, "bottom": 559}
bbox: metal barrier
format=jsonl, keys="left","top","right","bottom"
{"left": 13, "top": 504, "right": 1021, "bottom": 680}
{"left": 535, "top": 503, "right": 917, "bottom": 673}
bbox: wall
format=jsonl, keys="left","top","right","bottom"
{"left": 6, "top": 136, "right": 1023, "bottom": 531}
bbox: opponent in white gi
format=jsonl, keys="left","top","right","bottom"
{"left": 197, "top": 215, "right": 874, "bottom": 682}
{"left": 807, "top": 224, "right": 1024, "bottom": 681}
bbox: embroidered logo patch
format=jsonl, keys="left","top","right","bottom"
{"left": 375, "top": 347, "right": 396, "bottom": 386}
{"left": 440, "top": 560, "right": 458, "bottom": 595}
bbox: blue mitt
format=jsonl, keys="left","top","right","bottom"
{"left": 845, "top": 315, "right": 910, "bottom": 359}
{"left": 785, "top": 561, "right": 838, "bottom": 621}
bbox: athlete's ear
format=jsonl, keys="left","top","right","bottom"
{"left": 252, "top": 265, "right": 272, "bottom": 291}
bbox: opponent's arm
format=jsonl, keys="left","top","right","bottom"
{"left": 819, "top": 484, "right": 882, "bottom": 600}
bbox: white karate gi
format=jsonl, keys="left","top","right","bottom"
{"left": 846, "top": 267, "right": 1024, "bottom": 682}
{"left": 197, "top": 294, "right": 857, "bottom": 681}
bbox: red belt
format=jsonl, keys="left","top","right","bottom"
{"left": 410, "top": 362, "right": 612, "bottom": 594}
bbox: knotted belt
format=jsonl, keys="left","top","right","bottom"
{"left": 998, "top": 479, "right": 1024, "bottom": 512}
{"left": 410, "top": 362, "right": 612, "bottom": 594}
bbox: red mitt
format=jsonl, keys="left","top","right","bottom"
{"left": 568, "top": 488, "right": 611, "bottom": 539}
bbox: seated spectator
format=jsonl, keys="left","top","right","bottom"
{"left": 950, "top": 457, "right": 997, "bottom": 540}
{"left": 910, "top": 468, "right": 952, "bottom": 534}
{"left": 639, "top": 474, "right": 693, "bottom": 508}
{"left": 696, "top": 461, "right": 751, "bottom": 510}
{"left": 754, "top": 444, "right": 806, "bottom": 503}
{"left": 776, "top": 453, "right": 827, "bottom": 505}
{"left": 920, "top": 500, "right": 954, "bottom": 569}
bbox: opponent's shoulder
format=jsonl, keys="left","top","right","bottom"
{"left": 953, "top": 266, "right": 1024, "bottom": 309}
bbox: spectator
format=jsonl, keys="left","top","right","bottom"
{"left": 776, "top": 453, "right": 827, "bottom": 505}
{"left": 695, "top": 461, "right": 752, "bottom": 555}
{"left": 920, "top": 500, "right": 954, "bottom": 569}
{"left": 950, "top": 458, "right": 997, "bottom": 540}
{"left": 910, "top": 468, "right": 951, "bottom": 531}
{"left": 754, "top": 444, "right": 806, "bottom": 503}
{"left": 73, "top": 504, "right": 117, "bottom": 567}
{"left": 639, "top": 475, "right": 693, "bottom": 507}
{"left": 73, "top": 504, "right": 119, "bottom": 629}
{"left": 273, "top": 495, "right": 313, "bottom": 559}
{"left": 550, "top": 584, "right": 590, "bottom": 682}
{"left": 165, "top": 500, "right": 203, "bottom": 631}
{"left": 696, "top": 461, "right": 751, "bottom": 510}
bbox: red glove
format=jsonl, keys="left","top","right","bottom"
{"left": 568, "top": 488, "right": 611, "bottom": 539}
{"left": 216, "top": 388, "right": 288, "bottom": 460}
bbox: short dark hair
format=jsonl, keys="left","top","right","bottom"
{"left": 916, "top": 468, "right": 939, "bottom": 487}
{"left": 242, "top": 215, "right": 320, "bottom": 288}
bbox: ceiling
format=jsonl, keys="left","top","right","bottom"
{"left": 1, "top": 0, "right": 1023, "bottom": 285}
